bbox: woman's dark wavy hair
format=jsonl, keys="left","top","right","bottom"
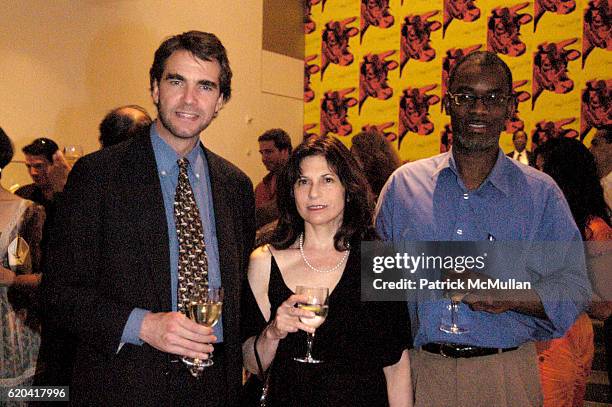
{"left": 0, "top": 127, "right": 14, "bottom": 173}
{"left": 270, "top": 135, "right": 377, "bottom": 251}
{"left": 351, "top": 131, "right": 401, "bottom": 198}
{"left": 535, "top": 137, "right": 610, "bottom": 239}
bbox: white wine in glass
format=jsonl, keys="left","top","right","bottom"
{"left": 298, "top": 303, "right": 329, "bottom": 329}
{"left": 294, "top": 286, "right": 329, "bottom": 364}
{"left": 188, "top": 301, "right": 222, "bottom": 328}
{"left": 63, "top": 145, "right": 83, "bottom": 165}
{"left": 181, "top": 287, "right": 223, "bottom": 376}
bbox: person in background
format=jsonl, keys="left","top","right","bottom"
{"left": 375, "top": 51, "right": 591, "bottom": 407}
{"left": 350, "top": 131, "right": 402, "bottom": 200}
{"left": 16, "top": 140, "right": 72, "bottom": 390}
{"left": 15, "top": 138, "right": 64, "bottom": 214}
{"left": 590, "top": 125, "right": 612, "bottom": 214}
{"left": 255, "top": 128, "right": 292, "bottom": 229}
{"left": 0, "top": 127, "right": 46, "bottom": 395}
{"left": 99, "top": 105, "right": 153, "bottom": 149}
{"left": 242, "top": 135, "right": 412, "bottom": 406}
{"left": 589, "top": 124, "right": 612, "bottom": 400}
{"left": 536, "top": 137, "right": 611, "bottom": 406}
{"left": 506, "top": 129, "right": 534, "bottom": 166}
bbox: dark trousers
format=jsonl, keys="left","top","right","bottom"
{"left": 605, "top": 316, "right": 612, "bottom": 402}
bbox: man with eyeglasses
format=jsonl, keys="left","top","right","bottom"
{"left": 375, "top": 51, "right": 590, "bottom": 406}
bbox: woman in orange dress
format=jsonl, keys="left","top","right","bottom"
{"left": 534, "top": 137, "right": 611, "bottom": 407}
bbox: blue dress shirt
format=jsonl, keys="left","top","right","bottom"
{"left": 120, "top": 126, "right": 223, "bottom": 346}
{"left": 375, "top": 149, "right": 591, "bottom": 348}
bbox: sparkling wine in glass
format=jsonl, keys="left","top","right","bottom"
{"left": 63, "top": 145, "right": 83, "bottom": 165}
{"left": 294, "top": 286, "right": 329, "bottom": 364}
{"left": 181, "top": 287, "right": 223, "bottom": 377}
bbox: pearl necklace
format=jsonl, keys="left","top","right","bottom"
{"left": 299, "top": 233, "right": 350, "bottom": 273}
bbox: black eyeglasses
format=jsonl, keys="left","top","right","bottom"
{"left": 447, "top": 92, "right": 513, "bottom": 107}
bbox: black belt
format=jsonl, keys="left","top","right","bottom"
{"left": 421, "top": 342, "right": 519, "bottom": 358}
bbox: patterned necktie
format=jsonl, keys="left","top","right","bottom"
{"left": 174, "top": 158, "right": 209, "bottom": 314}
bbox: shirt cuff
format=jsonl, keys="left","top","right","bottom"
{"left": 120, "top": 308, "right": 149, "bottom": 346}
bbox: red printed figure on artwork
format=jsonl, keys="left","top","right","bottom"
{"left": 506, "top": 80, "right": 532, "bottom": 133}
{"left": 398, "top": 84, "right": 441, "bottom": 146}
{"left": 321, "top": 17, "right": 359, "bottom": 79}
{"left": 304, "top": 55, "right": 320, "bottom": 103}
{"left": 534, "top": 0, "right": 576, "bottom": 31}
{"left": 443, "top": 0, "right": 481, "bottom": 38}
{"left": 400, "top": 11, "right": 442, "bottom": 76}
{"left": 360, "top": 0, "right": 394, "bottom": 43}
{"left": 362, "top": 122, "right": 397, "bottom": 142}
{"left": 304, "top": 0, "right": 322, "bottom": 34}
{"left": 441, "top": 44, "right": 483, "bottom": 108}
{"left": 582, "top": 0, "right": 611, "bottom": 67}
{"left": 531, "top": 118, "right": 579, "bottom": 148}
{"left": 581, "top": 79, "right": 611, "bottom": 139}
{"left": 440, "top": 124, "right": 454, "bottom": 153}
{"left": 532, "top": 39, "right": 581, "bottom": 109}
{"left": 320, "top": 88, "right": 358, "bottom": 137}
{"left": 359, "top": 50, "right": 398, "bottom": 112}
{"left": 304, "top": 124, "right": 318, "bottom": 141}
{"left": 487, "top": 3, "right": 532, "bottom": 57}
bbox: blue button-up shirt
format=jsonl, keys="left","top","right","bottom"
{"left": 375, "top": 149, "right": 591, "bottom": 348}
{"left": 121, "top": 126, "right": 223, "bottom": 345}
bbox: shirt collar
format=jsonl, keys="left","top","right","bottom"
{"left": 485, "top": 149, "right": 512, "bottom": 197}
{"left": 432, "top": 150, "right": 453, "bottom": 177}
{"left": 150, "top": 125, "right": 203, "bottom": 175}
{"left": 432, "top": 148, "right": 511, "bottom": 196}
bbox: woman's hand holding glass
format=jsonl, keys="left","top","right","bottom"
{"left": 265, "top": 294, "right": 316, "bottom": 341}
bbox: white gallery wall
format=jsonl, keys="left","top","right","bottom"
{"left": 0, "top": 0, "right": 303, "bottom": 190}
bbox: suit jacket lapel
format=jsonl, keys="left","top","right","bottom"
{"left": 204, "top": 146, "right": 239, "bottom": 300}
{"left": 130, "top": 135, "right": 172, "bottom": 312}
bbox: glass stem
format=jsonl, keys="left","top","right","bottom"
{"left": 305, "top": 331, "right": 316, "bottom": 359}
{"left": 451, "top": 300, "right": 459, "bottom": 328}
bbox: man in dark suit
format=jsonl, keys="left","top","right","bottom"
{"left": 506, "top": 129, "right": 534, "bottom": 166}
{"left": 41, "top": 31, "right": 255, "bottom": 406}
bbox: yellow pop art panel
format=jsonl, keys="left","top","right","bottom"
{"left": 304, "top": 0, "right": 611, "bottom": 161}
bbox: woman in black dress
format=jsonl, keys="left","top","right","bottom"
{"left": 242, "top": 135, "right": 412, "bottom": 406}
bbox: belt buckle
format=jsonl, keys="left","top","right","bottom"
{"left": 439, "top": 343, "right": 459, "bottom": 358}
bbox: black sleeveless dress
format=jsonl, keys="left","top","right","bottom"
{"left": 241, "top": 245, "right": 412, "bottom": 406}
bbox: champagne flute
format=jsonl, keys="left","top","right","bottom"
{"left": 439, "top": 270, "right": 469, "bottom": 334}
{"left": 181, "top": 287, "right": 223, "bottom": 377}
{"left": 63, "top": 144, "right": 83, "bottom": 165}
{"left": 294, "top": 286, "right": 329, "bottom": 364}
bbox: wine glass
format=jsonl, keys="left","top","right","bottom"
{"left": 294, "top": 286, "right": 329, "bottom": 364}
{"left": 181, "top": 287, "right": 223, "bottom": 377}
{"left": 63, "top": 145, "right": 83, "bottom": 165}
{"left": 439, "top": 270, "right": 469, "bottom": 334}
